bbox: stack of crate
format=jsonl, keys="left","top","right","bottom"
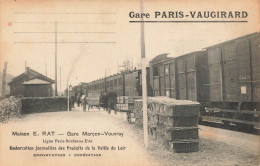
{"left": 148, "top": 96, "right": 200, "bottom": 153}
{"left": 133, "top": 99, "right": 143, "bottom": 126}
{"left": 117, "top": 96, "right": 141, "bottom": 111}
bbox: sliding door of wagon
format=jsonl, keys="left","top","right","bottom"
{"left": 236, "top": 38, "right": 252, "bottom": 102}
{"left": 186, "top": 56, "right": 197, "bottom": 101}
{"left": 177, "top": 59, "right": 187, "bottom": 100}
{"left": 223, "top": 42, "right": 239, "bottom": 102}
{"left": 251, "top": 35, "right": 260, "bottom": 102}
{"left": 152, "top": 65, "right": 160, "bottom": 96}
{"left": 169, "top": 62, "right": 176, "bottom": 98}
{"left": 164, "top": 64, "right": 170, "bottom": 97}
{"left": 159, "top": 65, "right": 165, "bottom": 96}
{"left": 208, "top": 47, "right": 223, "bottom": 102}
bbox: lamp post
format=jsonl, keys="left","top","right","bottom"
{"left": 67, "top": 83, "right": 72, "bottom": 112}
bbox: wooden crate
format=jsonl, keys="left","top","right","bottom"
{"left": 166, "top": 105, "right": 200, "bottom": 116}
{"left": 156, "top": 125, "right": 199, "bottom": 140}
{"left": 168, "top": 140, "right": 199, "bottom": 153}
{"left": 159, "top": 115, "right": 198, "bottom": 127}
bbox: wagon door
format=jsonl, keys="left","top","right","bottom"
{"left": 164, "top": 64, "right": 170, "bottom": 97}
{"left": 177, "top": 59, "right": 187, "bottom": 100}
{"left": 236, "top": 39, "right": 252, "bottom": 102}
{"left": 159, "top": 65, "right": 165, "bottom": 96}
{"left": 251, "top": 36, "right": 260, "bottom": 102}
{"left": 169, "top": 62, "right": 176, "bottom": 98}
{"left": 208, "top": 47, "right": 223, "bottom": 102}
{"left": 152, "top": 65, "right": 160, "bottom": 96}
{"left": 223, "top": 42, "right": 239, "bottom": 102}
{"left": 186, "top": 56, "right": 197, "bottom": 101}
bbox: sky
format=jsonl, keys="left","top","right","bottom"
{"left": 0, "top": 0, "right": 259, "bottom": 93}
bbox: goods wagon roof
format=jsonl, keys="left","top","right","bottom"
{"left": 204, "top": 32, "right": 259, "bottom": 49}
{"left": 149, "top": 53, "right": 171, "bottom": 64}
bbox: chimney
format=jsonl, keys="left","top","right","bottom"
{"left": 25, "top": 67, "right": 30, "bottom": 74}
{"left": 25, "top": 61, "right": 27, "bottom": 74}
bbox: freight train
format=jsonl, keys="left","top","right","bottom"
{"left": 70, "top": 32, "right": 260, "bottom": 129}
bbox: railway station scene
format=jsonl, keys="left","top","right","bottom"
{"left": 0, "top": 0, "right": 259, "bottom": 166}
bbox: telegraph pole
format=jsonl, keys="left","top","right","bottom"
{"left": 140, "top": 0, "right": 148, "bottom": 148}
{"left": 67, "top": 81, "right": 70, "bottom": 111}
{"left": 1, "top": 62, "right": 8, "bottom": 97}
{"left": 55, "top": 21, "right": 58, "bottom": 96}
{"left": 60, "top": 67, "right": 61, "bottom": 96}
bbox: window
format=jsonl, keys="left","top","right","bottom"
{"left": 177, "top": 60, "right": 185, "bottom": 73}
{"left": 153, "top": 66, "right": 159, "bottom": 77}
{"left": 164, "top": 65, "right": 169, "bottom": 75}
{"left": 114, "top": 79, "right": 118, "bottom": 87}
{"left": 118, "top": 78, "right": 122, "bottom": 86}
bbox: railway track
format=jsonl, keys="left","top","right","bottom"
{"left": 199, "top": 120, "right": 259, "bottom": 135}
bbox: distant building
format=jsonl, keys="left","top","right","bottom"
{"left": 8, "top": 67, "right": 54, "bottom": 97}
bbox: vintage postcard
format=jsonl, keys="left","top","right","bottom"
{"left": 0, "top": 0, "right": 259, "bottom": 165}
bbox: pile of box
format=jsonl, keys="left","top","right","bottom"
{"left": 133, "top": 99, "right": 144, "bottom": 126}
{"left": 134, "top": 96, "right": 200, "bottom": 153}
{"left": 116, "top": 96, "right": 141, "bottom": 111}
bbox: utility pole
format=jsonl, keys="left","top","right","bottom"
{"left": 117, "top": 57, "right": 119, "bottom": 73}
{"left": 60, "top": 67, "right": 61, "bottom": 96}
{"left": 67, "top": 81, "right": 70, "bottom": 112}
{"left": 45, "top": 62, "right": 47, "bottom": 76}
{"left": 55, "top": 21, "right": 58, "bottom": 96}
{"left": 1, "top": 62, "right": 8, "bottom": 97}
{"left": 104, "top": 68, "right": 107, "bottom": 92}
{"left": 132, "top": 57, "right": 134, "bottom": 70}
{"left": 140, "top": 0, "right": 148, "bottom": 148}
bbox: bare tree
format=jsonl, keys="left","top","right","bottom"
{"left": 119, "top": 59, "right": 131, "bottom": 72}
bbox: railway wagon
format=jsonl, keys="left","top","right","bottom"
{"left": 149, "top": 51, "right": 209, "bottom": 102}
{"left": 124, "top": 70, "right": 139, "bottom": 96}
{"left": 136, "top": 67, "right": 153, "bottom": 97}
{"left": 77, "top": 68, "right": 152, "bottom": 106}
{"left": 175, "top": 51, "right": 209, "bottom": 102}
{"left": 85, "top": 78, "right": 105, "bottom": 93}
{"left": 202, "top": 32, "right": 260, "bottom": 129}
{"left": 149, "top": 53, "right": 174, "bottom": 97}
{"left": 105, "top": 73, "right": 124, "bottom": 96}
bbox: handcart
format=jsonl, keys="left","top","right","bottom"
{"left": 87, "top": 92, "right": 101, "bottom": 111}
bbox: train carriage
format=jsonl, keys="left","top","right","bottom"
{"left": 69, "top": 32, "right": 259, "bottom": 130}
{"left": 106, "top": 73, "right": 124, "bottom": 96}
{"left": 202, "top": 32, "right": 260, "bottom": 129}
{"left": 175, "top": 51, "right": 209, "bottom": 102}
{"left": 149, "top": 53, "right": 174, "bottom": 97}
{"left": 149, "top": 51, "right": 209, "bottom": 102}
{"left": 124, "top": 70, "right": 139, "bottom": 96}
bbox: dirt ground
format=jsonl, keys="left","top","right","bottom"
{"left": 0, "top": 106, "right": 259, "bottom": 166}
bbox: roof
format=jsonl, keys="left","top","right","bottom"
{"left": 149, "top": 53, "right": 172, "bottom": 64}
{"left": 8, "top": 67, "right": 55, "bottom": 85}
{"left": 22, "top": 78, "right": 52, "bottom": 85}
{"left": 204, "top": 32, "right": 259, "bottom": 49}
{"left": 174, "top": 51, "right": 206, "bottom": 60}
